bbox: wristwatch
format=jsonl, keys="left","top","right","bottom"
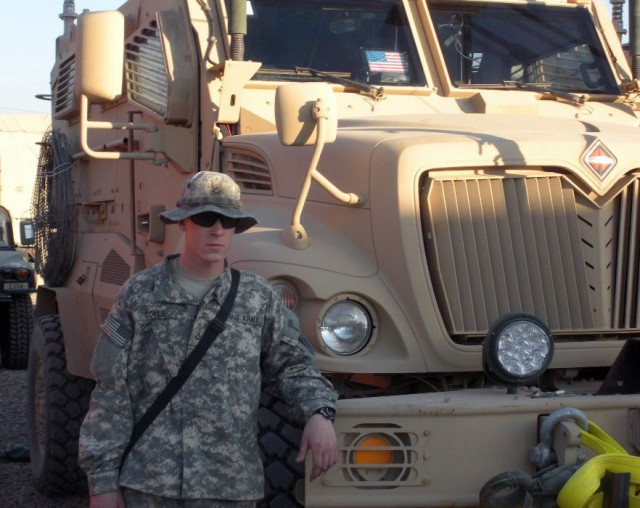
{"left": 313, "top": 406, "right": 336, "bottom": 423}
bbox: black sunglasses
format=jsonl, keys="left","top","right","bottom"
{"left": 189, "top": 212, "right": 240, "bottom": 229}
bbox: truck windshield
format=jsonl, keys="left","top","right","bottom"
{"left": 429, "top": 2, "right": 619, "bottom": 94}
{"left": 0, "top": 208, "right": 11, "bottom": 248}
{"left": 243, "top": 0, "right": 426, "bottom": 87}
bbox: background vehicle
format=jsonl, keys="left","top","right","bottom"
{"left": 28, "top": 0, "right": 640, "bottom": 505}
{"left": 0, "top": 205, "right": 35, "bottom": 369}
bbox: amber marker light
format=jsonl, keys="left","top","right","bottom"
{"left": 15, "top": 267, "right": 30, "bottom": 281}
{"left": 354, "top": 435, "right": 394, "bottom": 465}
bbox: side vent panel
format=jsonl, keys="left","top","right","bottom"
{"left": 225, "top": 149, "right": 274, "bottom": 194}
{"left": 100, "top": 249, "right": 131, "bottom": 286}
{"left": 54, "top": 56, "right": 77, "bottom": 119}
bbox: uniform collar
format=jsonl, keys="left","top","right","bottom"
{"left": 154, "top": 255, "right": 232, "bottom": 306}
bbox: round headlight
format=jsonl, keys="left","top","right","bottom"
{"left": 319, "top": 298, "right": 373, "bottom": 355}
{"left": 483, "top": 314, "right": 554, "bottom": 388}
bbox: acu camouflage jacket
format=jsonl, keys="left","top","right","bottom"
{"left": 79, "top": 255, "right": 337, "bottom": 500}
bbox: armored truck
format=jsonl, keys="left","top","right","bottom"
{"left": 0, "top": 205, "right": 35, "bottom": 369}
{"left": 28, "top": 0, "right": 640, "bottom": 505}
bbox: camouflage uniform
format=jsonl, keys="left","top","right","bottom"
{"left": 79, "top": 254, "right": 337, "bottom": 501}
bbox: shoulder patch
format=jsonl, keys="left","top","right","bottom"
{"left": 102, "top": 316, "right": 133, "bottom": 348}
{"left": 283, "top": 308, "right": 300, "bottom": 338}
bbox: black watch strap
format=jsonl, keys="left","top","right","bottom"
{"left": 313, "top": 406, "right": 336, "bottom": 423}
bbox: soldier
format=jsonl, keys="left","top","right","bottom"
{"left": 79, "top": 172, "right": 338, "bottom": 508}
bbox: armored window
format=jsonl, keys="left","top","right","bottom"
{"left": 125, "top": 21, "right": 169, "bottom": 117}
{"left": 242, "top": 0, "right": 426, "bottom": 87}
{"left": 430, "top": 2, "right": 619, "bottom": 94}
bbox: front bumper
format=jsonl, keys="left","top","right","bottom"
{"left": 305, "top": 388, "right": 640, "bottom": 507}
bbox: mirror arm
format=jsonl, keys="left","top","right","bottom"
{"left": 282, "top": 99, "right": 365, "bottom": 250}
{"left": 77, "top": 95, "right": 159, "bottom": 160}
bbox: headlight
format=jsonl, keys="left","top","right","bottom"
{"left": 483, "top": 313, "right": 554, "bottom": 390}
{"left": 319, "top": 297, "right": 373, "bottom": 355}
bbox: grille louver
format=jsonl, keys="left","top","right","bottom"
{"left": 423, "top": 172, "right": 640, "bottom": 339}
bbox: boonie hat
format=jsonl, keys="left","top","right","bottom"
{"left": 160, "top": 172, "right": 258, "bottom": 233}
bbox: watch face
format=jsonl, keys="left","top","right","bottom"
{"left": 316, "top": 407, "right": 336, "bottom": 422}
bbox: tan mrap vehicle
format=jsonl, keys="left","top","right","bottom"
{"left": 28, "top": 0, "right": 640, "bottom": 505}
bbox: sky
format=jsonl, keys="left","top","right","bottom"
{"left": 0, "top": 0, "right": 624, "bottom": 116}
{"left": 0, "top": 1, "right": 122, "bottom": 115}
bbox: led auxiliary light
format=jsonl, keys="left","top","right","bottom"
{"left": 483, "top": 313, "right": 554, "bottom": 393}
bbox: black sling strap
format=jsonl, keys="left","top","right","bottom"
{"left": 120, "top": 268, "right": 240, "bottom": 468}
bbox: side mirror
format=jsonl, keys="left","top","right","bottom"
{"left": 274, "top": 83, "right": 364, "bottom": 250}
{"left": 76, "top": 10, "right": 125, "bottom": 103}
{"left": 275, "top": 83, "right": 337, "bottom": 146}
{"left": 19, "top": 220, "right": 35, "bottom": 246}
{"left": 75, "top": 10, "right": 158, "bottom": 161}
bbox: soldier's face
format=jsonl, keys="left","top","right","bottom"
{"left": 179, "top": 216, "right": 235, "bottom": 275}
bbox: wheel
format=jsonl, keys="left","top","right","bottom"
{"left": 0, "top": 294, "right": 34, "bottom": 369}
{"left": 27, "top": 315, "right": 95, "bottom": 496}
{"left": 258, "top": 387, "right": 305, "bottom": 508}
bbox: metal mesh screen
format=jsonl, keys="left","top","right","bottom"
{"left": 32, "top": 129, "right": 77, "bottom": 287}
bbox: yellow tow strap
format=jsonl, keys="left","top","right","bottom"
{"left": 557, "top": 421, "right": 640, "bottom": 508}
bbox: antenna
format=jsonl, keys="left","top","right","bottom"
{"left": 60, "top": 1, "right": 77, "bottom": 37}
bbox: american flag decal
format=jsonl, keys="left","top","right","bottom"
{"left": 365, "top": 50, "right": 408, "bottom": 73}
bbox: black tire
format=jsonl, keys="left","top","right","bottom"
{"left": 0, "top": 294, "right": 34, "bottom": 369}
{"left": 258, "top": 387, "right": 305, "bottom": 508}
{"left": 27, "top": 315, "right": 95, "bottom": 496}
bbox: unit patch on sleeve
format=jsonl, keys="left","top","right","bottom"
{"left": 102, "top": 316, "right": 133, "bottom": 348}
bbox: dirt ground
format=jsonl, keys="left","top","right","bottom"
{"left": 0, "top": 368, "right": 88, "bottom": 507}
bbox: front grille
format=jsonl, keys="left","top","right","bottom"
{"left": 422, "top": 170, "right": 640, "bottom": 340}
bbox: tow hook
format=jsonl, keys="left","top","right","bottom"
{"left": 529, "top": 408, "right": 589, "bottom": 469}
{"left": 480, "top": 408, "right": 589, "bottom": 507}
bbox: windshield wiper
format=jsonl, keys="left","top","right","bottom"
{"left": 456, "top": 81, "right": 588, "bottom": 105}
{"left": 505, "top": 81, "right": 588, "bottom": 105}
{"left": 295, "top": 67, "right": 385, "bottom": 100}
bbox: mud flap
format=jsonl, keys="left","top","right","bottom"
{"left": 597, "top": 339, "right": 640, "bottom": 395}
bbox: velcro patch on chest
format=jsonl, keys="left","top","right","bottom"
{"left": 229, "top": 312, "right": 264, "bottom": 326}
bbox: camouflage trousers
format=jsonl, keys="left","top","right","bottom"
{"left": 122, "top": 488, "right": 257, "bottom": 508}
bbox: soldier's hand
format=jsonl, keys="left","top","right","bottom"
{"left": 90, "top": 490, "right": 126, "bottom": 508}
{"left": 296, "top": 413, "right": 338, "bottom": 481}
